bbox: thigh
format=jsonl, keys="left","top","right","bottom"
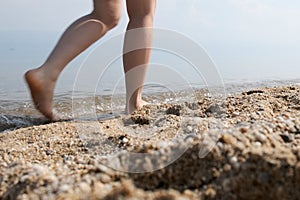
{"left": 93, "top": 0, "right": 123, "bottom": 22}
{"left": 126, "top": 0, "right": 156, "bottom": 17}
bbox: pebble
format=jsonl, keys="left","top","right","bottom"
{"left": 78, "top": 182, "right": 91, "bottom": 193}
{"left": 223, "top": 164, "right": 231, "bottom": 172}
{"left": 230, "top": 156, "right": 240, "bottom": 169}
{"left": 254, "top": 141, "right": 262, "bottom": 147}
{"left": 59, "top": 184, "right": 70, "bottom": 193}
{"left": 193, "top": 117, "right": 201, "bottom": 124}
{"left": 97, "top": 164, "right": 115, "bottom": 176}
{"left": 122, "top": 137, "right": 129, "bottom": 143}
{"left": 217, "top": 142, "right": 224, "bottom": 149}
{"left": 232, "top": 111, "right": 240, "bottom": 117}
{"left": 240, "top": 127, "right": 248, "bottom": 133}
{"left": 280, "top": 134, "right": 291, "bottom": 143}
{"left": 254, "top": 132, "right": 267, "bottom": 143}
{"left": 203, "top": 188, "right": 216, "bottom": 199}
{"left": 99, "top": 174, "right": 112, "bottom": 183}
{"left": 45, "top": 150, "right": 53, "bottom": 156}
{"left": 187, "top": 126, "right": 193, "bottom": 132}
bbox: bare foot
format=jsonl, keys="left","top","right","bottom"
{"left": 126, "top": 99, "right": 149, "bottom": 114}
{"left": 24, "top": 68, "right": 59, "bottom": 121}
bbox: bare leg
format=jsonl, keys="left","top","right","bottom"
{"left": 123, "top": 0, "right": 156, "bottom": 114}
{"left": 25, "top": 0, "right": 122, "bottom": 120}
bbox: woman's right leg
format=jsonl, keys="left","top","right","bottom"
{"left": 25, "top": 0, "right": 122, "bottom": 120}
{"left": 123, "top": 0, "right": 156, "bottom": 114}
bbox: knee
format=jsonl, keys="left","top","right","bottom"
{"left": 129, "top": 15, "right": 154, "bottom": 26}
{"left": 128, "top": 12, "right": 155, "bottom": 26}
{"left": 105, "top": 15, "right": 121, "bottom": 29}
{"left": 91, "top": 11, "right": 121, "bottom": 30}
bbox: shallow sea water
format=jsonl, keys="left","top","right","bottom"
{"left": 0, "top": 79, "right": 299, "bottom": 132}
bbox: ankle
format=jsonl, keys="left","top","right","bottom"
{"left": 126, "top": 97, "right": 148, "bottom": 114}
{"left": 37, "top": 65, "right": 60, "bottom": 82}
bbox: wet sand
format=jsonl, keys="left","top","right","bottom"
{"left": 1, "top": 85, "right": 300, "bottom": 199}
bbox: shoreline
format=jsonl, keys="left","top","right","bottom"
{"left": 1, "top": 85, "right": 300, "bottom": 199}
{"left": 1, "top": 78, "right": 300, "bottom": 133}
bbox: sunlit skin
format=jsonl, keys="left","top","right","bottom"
{"left": 25, "top": 0, "right": 156, "bottom": 121}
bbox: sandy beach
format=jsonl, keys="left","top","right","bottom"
{"left": 1, "top": 85, "right": 300, "bottom": 199}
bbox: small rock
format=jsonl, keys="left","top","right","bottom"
{"left": 254, "top": 132, "right": 267, "bottom": 143}
{"left": 230, "top": 156, "right": 240, "bottom": 169}
{"left": 204, "top": 187, "right": 216, "bottom": 198}
{"left": 232, "top": 111, "right": 240, "bottom": 117}
{"left": 280, "top": 134, "right": 291, "bottom": 143}
{"left": 122, "top": 137, "right": 129, "bottom": 143}
{"left": 187, "top": 126, "right": 193, "bottom": 132}
{"left": 244, "top": 90, "right": 264, "bottom": 95}
{"left": 99, "top": 174, "right": 112, "bottom": 183}
{"left": 97, "top": 164, "right": 115, "bottom": 176}
{"left": 78, "top": 182, "right": 91, "bottom": 193}
{"left": 45, "top": 150, "right": 53, "bottom": 156}
{"left": 223, "top": 164, "right": 231, "bottom": 172}
{"left": 240, "top": 127, "right": 248, "bottom": 133}
{"left": 166, "top": 105, "right": 182, "bottom": 116}
{"left": 217, "top": 141, "right": 223, "bottom": 147}
{"left": 59, "top": 184, "right": 70, "bottom": 193}
{"left": 205, "top": 104, "right": 222, "bottom": 115}
{"left": 220, "top": 134, "right": 235, "bottom": 145}
{"left": 254, "top": 141, "right": 262, "bottom": 147}
{"left": 212, "top": 168, "right": 220, "bottom": 178}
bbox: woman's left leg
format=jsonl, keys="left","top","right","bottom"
{"left": 123, "top": 0, "right": 156, "bottom": 114}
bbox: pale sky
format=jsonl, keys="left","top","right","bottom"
{"left": 1, "top": 0, "right": 300, "bottom": 81}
